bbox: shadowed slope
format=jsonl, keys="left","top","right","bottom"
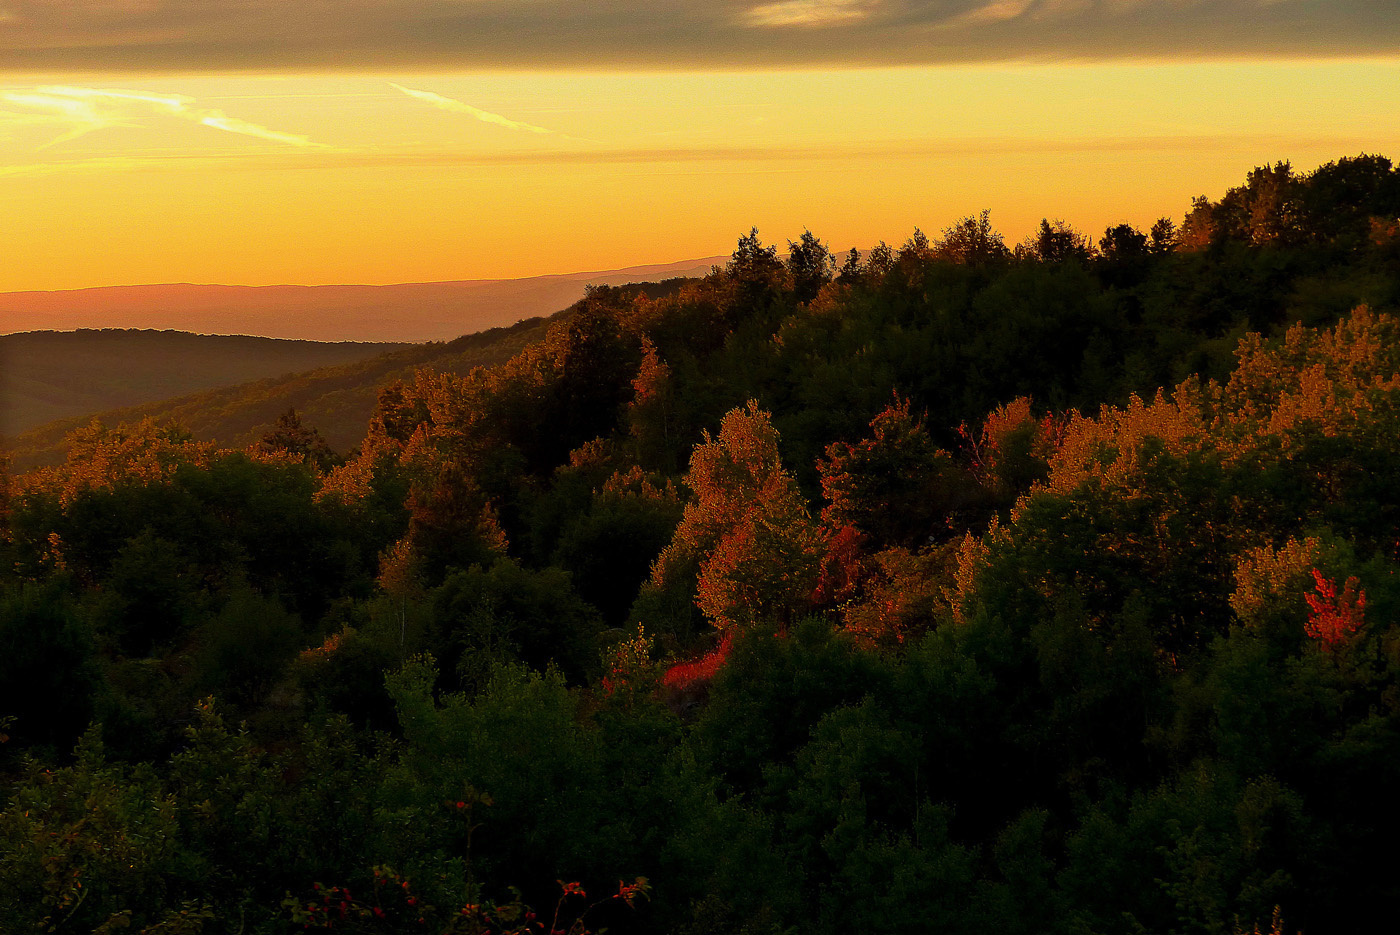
{"left": 2, "top": 319, "right": 544, "bottom": 471}
{"left": 0, "top": 329, "right": 406, "bottom": 437}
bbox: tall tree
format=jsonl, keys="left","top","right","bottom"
{"left": 937, "top": 210, "right": 1011, "bottom": 267}
{"left": 1098, "top": 223, "right": 1148, "bottom": 262}
{"left": 819, "top": 397, "right": 966, "bottom": 550}
{"left": 253, "top": 407, "right": 337, "bottom": 472}
{"left": 650, "top": 401, "right": 822, "bottom": 635}
{"left": 787, "top": 230, "right": 835, "bottom": 305}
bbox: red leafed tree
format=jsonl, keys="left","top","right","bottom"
{"left": 1304, "top": 568, "right": 1366, "bottom": 648}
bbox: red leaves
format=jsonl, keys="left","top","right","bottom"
{"left": 615, "top": 878, "right": 647, "bottom": 906}
{"left": 1304, "top": 567, "right": 1366, "bottom": 648}
{"left": 811, "top": 524, "right": 867, "bottom": 607}
{"left": 662, "top": 633, "right": 733, "bottom": 691}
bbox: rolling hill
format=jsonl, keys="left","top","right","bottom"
{"left": 2, "top": 277, "right": 700, "bottom": 472}
{"left": 2, "top": 320, "right": 546, "bottom": 472}
{"left": 0, "top": 330, "right": 406, "bottom": 438}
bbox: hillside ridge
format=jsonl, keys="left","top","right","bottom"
{"left": 2, "top": 277, "right": 702, "bottom": 470}
{"left": 0, "top": 329, "right": 408, "bottom": 439}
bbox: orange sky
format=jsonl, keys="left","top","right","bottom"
{"left": 2, "top": 60, "right": 1398, "bottom": 292}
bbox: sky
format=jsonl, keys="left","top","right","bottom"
{"left": 1, "top": 1, "right": 1398, "bottom": 293}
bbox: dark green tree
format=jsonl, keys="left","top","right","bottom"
{"left": 787, "top": 230, "right": 835, "bottom": 304}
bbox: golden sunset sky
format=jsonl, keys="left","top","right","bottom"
{"left": 1, "top": 0, "right": 1398, "bottom": 292}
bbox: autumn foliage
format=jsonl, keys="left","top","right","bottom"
{"left": 1303, "top": 568, "right": 1367, "bottom": 648}
{"left": 650, "top": 400, "right": 822, "bottom": 634}
{"left": 5, "top": 157, "right": 1400, "bottom": 934}
{"left": 661, "top": 632, "right": 733, "bottom": 692}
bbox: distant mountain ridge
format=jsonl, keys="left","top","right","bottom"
{"left": 0, "top": 256, "right": 727, "bottom": 343}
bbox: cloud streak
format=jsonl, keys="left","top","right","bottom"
{"left": 0, "top": 85, "right": 324, "bottom": 149}
{"left": 954, "top": 0, "right": 1037, "bottom": 26}
{"left": 0, "top": 1, "right": 1392, "bottom": 71}
{"left": 389, "top": 84, "right": 552, "bottom": 134}
{"left": 1, "top": 130, "right": 1385, "bottom": 179}
{"left": 743, "top": 0, "right": 878, "bottom": 28}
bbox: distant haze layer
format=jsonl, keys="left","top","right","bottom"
{"left": 0, "top": 257, "right": 723, "bottom": 343}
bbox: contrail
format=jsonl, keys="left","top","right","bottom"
{"left": 0, "top": 86, "right": 325, "bottom": 149}
{"left": 390, "top": 83, "right": 553, "bottom": 135}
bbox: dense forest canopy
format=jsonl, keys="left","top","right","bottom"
{"left": 2, "top": 153, "right": 1400, "bottom": 934}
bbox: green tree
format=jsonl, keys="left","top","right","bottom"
{"left": 1099, "top": 223, "right": 1149, "bottom": 262}
{"left": 89, "top": 529, "right": 196, "bottom": 658}
{"left": 936, "top": 210, "right": 1010, "bottom": 266}
{"left": 1025, "top": 218, "right": 1092, "bottom": 263}
{"left": 431, "top": 559, "right": 603, "bottom": 687}
{"left": 253, "top": 407, "right": 338, "bottom": 472}
{"left": 787, "top": 230, "right": 835, "bottom": 304}
{"left": 818, "top": 397, "right": 968, "bottom": 550}
{"left": 0, "top": 731, "right": 182, "bottom": 931}
{"left": 1149, "top": 216, "right": 1178, "bottom": 253}
{"left": 552, "top": 471, "right": 685, "bottom": 626}
{"left": 722, "top": 228, "right": 788, "bottom": 315}
{"left": 0, "top": 582, "right": 97, "bottom": 753}
{"left": 191, "top": 589, "right": 304, "bottom": 711}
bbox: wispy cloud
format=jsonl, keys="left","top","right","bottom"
{"left": 194, "top": 112, "right": 319, "bottom": 147}
{"left": 954, "top": 0, "right": 1036, "bottom": 26}
{"left": 0, "top": 86, "right": 325, "bottom": 149}
{"left": 1, "top": 131, "right": 1384, "bottom": 180}
{"left": 1032, "top": 0, "right": 1094, "bottom": 19}
{"left": 742, "top": 0, "right": 876, "bottom": 28}
{"left": 390, "top": 84, "right": 553, "bottom": 135}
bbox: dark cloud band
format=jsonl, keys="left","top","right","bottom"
{"left": 0, "top": 0, "right": 1394, "bottom": 71}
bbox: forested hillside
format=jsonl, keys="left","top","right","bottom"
{"left": 3, "top": 317, "right": 551, "bottom": 471}
{"left": 5, "top": 281, "right": 699, "bottom": 472}
{"left": 2, "top": 154, "right": 1399, "bottom": 935}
